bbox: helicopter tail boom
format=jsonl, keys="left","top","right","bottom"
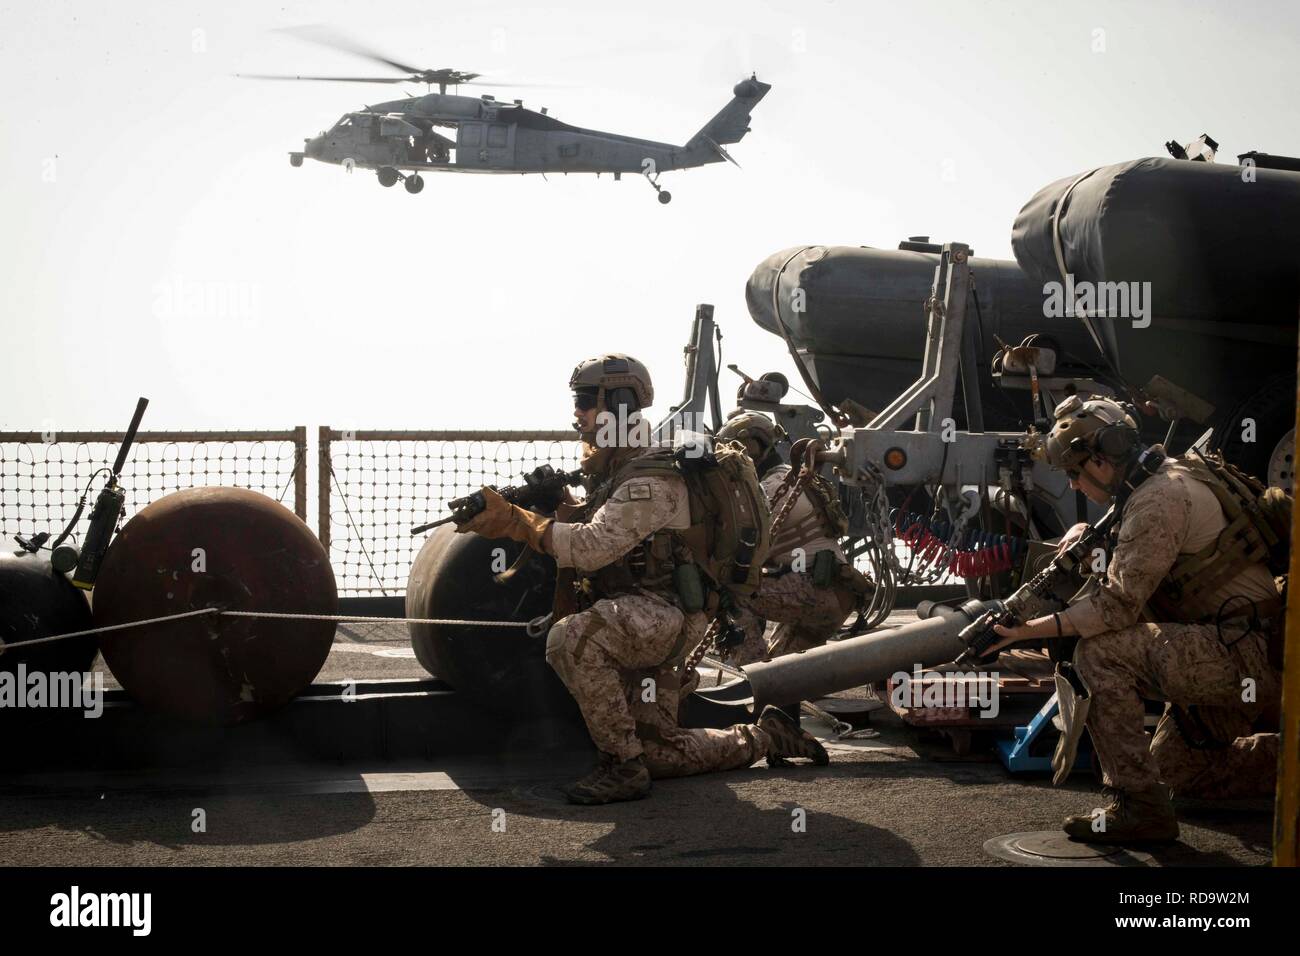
{"left": 685, "top": 76, "right": 772, "bottom": 154}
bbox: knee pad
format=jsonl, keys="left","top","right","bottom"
{"left": 544, "top": 619, "right": 571, "bottom": 670}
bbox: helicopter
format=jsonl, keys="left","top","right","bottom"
{"left": 240, "top": 28, "right": 771, "bottom": 202}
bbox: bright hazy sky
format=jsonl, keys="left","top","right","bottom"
{"left": 3, "top": 0, "right": 1297, "bottom": 432}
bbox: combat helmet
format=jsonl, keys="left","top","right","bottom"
{"left": 569, "top": 354, "right": 654, "bottom": 414}
{"left": 716, "top": 410, "right": 780, "bottom": 457}
{"left": 1042, "top": 395, "right": 1140, "bottom": 472}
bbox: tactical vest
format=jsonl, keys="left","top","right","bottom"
{"left": 766, "top": 465, "right": 850, "bottom": 559}
{"left": 1144, "top": 451, "right": 1289, "bottom": 624}
{"left": 573, "top": 443, "right": 771, "bottom": 608}
{"left": 570, "top": 456, "right": 681, "bottom": 601}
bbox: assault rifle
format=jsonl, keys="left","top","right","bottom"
{"left": 411, "top": 464, "right": 585, "bottom": 534}
{"left": 954, "top": 504, "right": 1121, "bottom": 665}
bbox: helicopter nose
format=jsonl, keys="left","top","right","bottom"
{"left": 304, "top": 135, "right": 322, "bottom": 159}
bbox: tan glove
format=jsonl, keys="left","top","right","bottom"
{"left": 1051, "top": 662, "right": 1091, "bottom": 786}
{"left": 456, "top": 487, "right": 552, "bottom": 551}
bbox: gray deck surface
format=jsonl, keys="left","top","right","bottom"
{"left": 0, "top": 612, "right": 1275, "bottom": 867}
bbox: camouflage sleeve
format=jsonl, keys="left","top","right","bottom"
{"left": 550, "top": 474, "right": 689, "bottom": 572}
{"left": 1063, "top": 479, "right": 1193, "bottom": 637}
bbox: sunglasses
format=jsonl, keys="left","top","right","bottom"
{"left": 573, "top": 390, "right": 599, "bottom": 411}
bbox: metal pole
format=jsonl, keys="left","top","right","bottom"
{"left": 318, "top": 425, "right": 332, "bottom": 549}
{"left": 959, "top": 273, "right": 985, "bottom": 433}
{"left": 701, "top": 305, "right": 723, "bottom": 432}
{"left": 741, "top": 602, "right": 982, "bottom": 710}
{"left": 292, "top": 425, "right": 307, "bottom": 521}
{"left": 867, "top": 243, "right": 970, "bottom": 433}
{"left": 930, "top": 244, "right": 970, "bottom": 433}
{"left": 686, "top": 602, "right": 987, "bottom": 725}
{"left": 915, "top": 258, "right": 946, "bottom": 433}
{"left": 656, "top": 304, "right": 715, "bottom": 441}
{"left": 681, "top": 306, "right": 703, "bottom": 408}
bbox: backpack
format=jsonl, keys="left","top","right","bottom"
{"left": 1186, "top": 448, "right": 1292, "bottom": 577}
{"left": 621, "top": 440, "right": 771, "bottom": 601}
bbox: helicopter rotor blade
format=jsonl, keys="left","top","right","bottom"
{"left": 258, "top": 26, "right": 577, "bottom": 93}
{"left": 275, "top": 24, "right": 425, "bottom": 76}
{"left": 236, "top": 73, "right": 409, "bottom": 83}
{"left": 462, "top": 79, "right": 572, "bottom": 89}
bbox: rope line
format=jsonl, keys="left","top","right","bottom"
{"left": 327, "top": 460, "right": 390, "bottom": 597}
{"left": 0, "top": 608, "right": 534, "bottom": 654}
{"left": 0, "top": 608, "right": 221, "bottom": 649}
{"left": 275, "top": 441, "right": 305, "bottom": 506}
{"left": 221, "top": 611, "right": 530, "bottom": 627}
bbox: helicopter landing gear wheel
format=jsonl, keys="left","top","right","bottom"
{"left": 643, "top": 168, "right": 671, "bottom": 204}
{"left": 1268, "top": 427, "right": 1295, "bottom": 492}
{"left": 377, "top": 167, "right": 400, "bottom": 188}
{"left": 1213, "top": 375, "right": 1296, "bottom": 489}
{"left": 404, "top": 174, "right": 424, "bottom": 194}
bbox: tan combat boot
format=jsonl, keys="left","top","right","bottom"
{"left": 563, "top": 753, "right": 652, "bottom": 805}
{"left": 1063, "top": 784, "right": 1180, "bottom": 843}
{"left": 758, "top": 705, "right": 830, "bottom": 767}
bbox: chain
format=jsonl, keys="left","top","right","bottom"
{"left": 766, "top": 440, "right": 819, "bottom": 545}
{"left": 679, "top": 616, "right": 722, "bottom": 678}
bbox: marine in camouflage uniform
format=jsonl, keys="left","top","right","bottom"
{"left": 991, "top": 396, "right": 1285, "bottom": 843}
{"left": 1062, "top": 456, "right": 1282, "bottom": 804}
{"left": 715, "top": 411, "right": 864, "bottom": 665}
{"left": 458, "top": 355, "right": 828, "bottom": 804}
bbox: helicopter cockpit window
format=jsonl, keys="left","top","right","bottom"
{"left": 487, "top": 124, "right": 508, "bottom": 148}
{"left": 460, "top": 124, "right": 482, "bottom": 147}
{"left": 330, "top": 116, "right": 353, "bottom": 132}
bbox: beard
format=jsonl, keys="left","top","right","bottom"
{"left": 580, "top": 440, "right": 615, "bottom": 476}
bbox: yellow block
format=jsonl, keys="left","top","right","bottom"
{"left": 1276, "top": 368, "right": 1300, "bottom": 867}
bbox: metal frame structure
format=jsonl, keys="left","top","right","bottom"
{"left": 657, "top": 303, "right": 724, "bottom": 442}
{"left": 833, "top": 242, "right": 1089, "bottom": 535}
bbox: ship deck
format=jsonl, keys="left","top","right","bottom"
{"left": 0, "top": 611, "right": 1275, "bottom": 867}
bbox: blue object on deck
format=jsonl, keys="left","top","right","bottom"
{"left": 996, "top": 691, "right": 1092, "bottom": 774}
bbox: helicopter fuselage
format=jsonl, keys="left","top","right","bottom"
{"left": 301, "top": 93, "right": 689, "bottom": 174}
{"left": 288, "top": 79, "right": 771, "bottom": 199}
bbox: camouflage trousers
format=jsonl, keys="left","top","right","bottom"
{"left": 1074, "top": 621, "right": 1281, "bottom": 798}
{"left": 544, "top": 591, "right": 772, "bottom": 777}
{"left": 727, "top": 571, "right": 851, "bottom": 667}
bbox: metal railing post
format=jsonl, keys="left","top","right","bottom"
{"left": 292, "top": 425, "right": 307, "bottom": 521}
{"left": 318, "top": 425, "right": 333, "bottom": 549}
